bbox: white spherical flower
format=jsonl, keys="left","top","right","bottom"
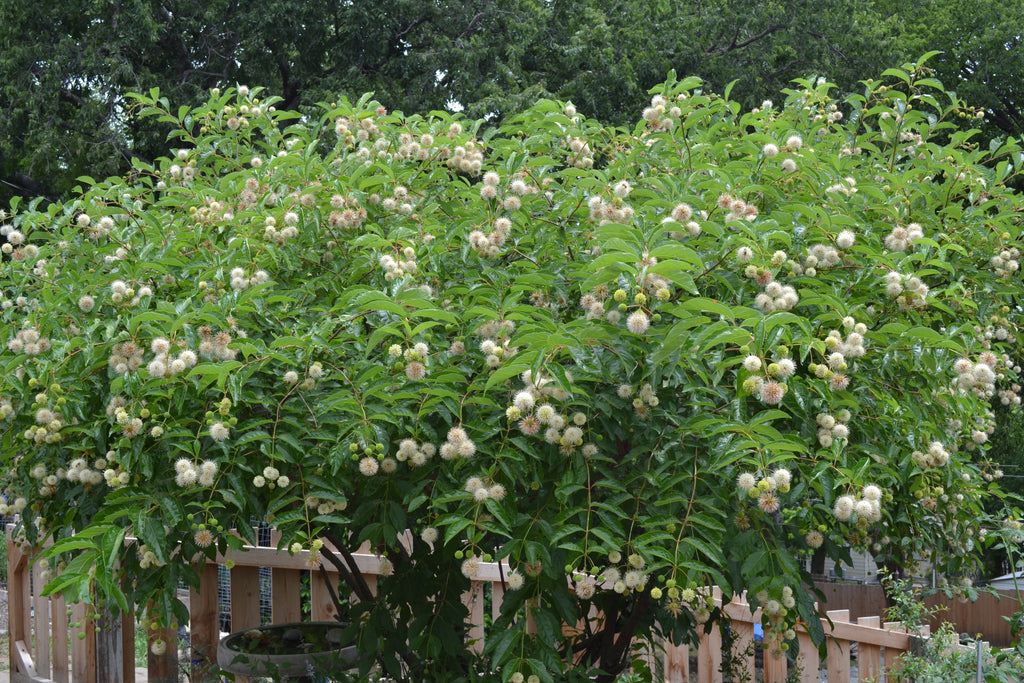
{"left": 836, "top": 230, "right": 856, "bottom": 249}
{"left": 737, "top": 472, "right": 756, "bottom": 491}
{"left": 209, "top": 422, "right": 230, "bottom": 442}
{"left": 863, "top": 484, "right": 882, "bottom": 501}
{"left": 833, "top": 495, "right": 855, "bottom": 521}
{"left": 743, "top": 355, "right": 762, "bottom": 372}
{"left": 772, "top": 468, "right": 792, "bottom": 488}
{"left": 626, "top": 311, "right": 650, "bottom": 335}
{"left": 775, "top": 358, "right": 796, "bottom": 378}
{"left": 762, "top": 143, "right": 779, "bottom": 157}
{"left": 151, "top": 337, "right": 171, "bottom": 355}
{"left": 506, "top": 569, "right": 524, "bottom": 590}
{"left": 147, "top": 359, "right": 167, "bottom": 377}
{"left": 513, "top": 391, "right": 535, "bottom": 412}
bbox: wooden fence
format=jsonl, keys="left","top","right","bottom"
{"left": 7, "top": 530, "right": 920, "bottom": 683}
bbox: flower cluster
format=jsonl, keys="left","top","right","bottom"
{"left": 197, "top": 327, "right": 239, "bottom": 361}
{"left": 566, "top": 136, "right": 593, "bottom": 169}
{"left": 990, "top": 247, "right": 1020, "bottom": 279}
{"left": 146, "top": 338, "right": 199, "bottom": 379}
{"left": 174, "top": 458, "right": 219, "bottom": 488}
{"left": 884, "top": 271, "right": 929, "bottom": 309}
{"left": 833, "top": 483, "right": 884, "bottom": 522}
{"left": 439, "top": 426, "right": 476, "bottom": 460}
{"left": 641, "top": 94, "right": 683, "bottom": 132}
{"left": 379, "top": 246, "right": 418, "bottom": 280}
{"left": 953, "top": 355, "right": 1000, "bottom": 398}
{"left": 737, "top": 469, "right": 792, "bottom": 514}
{"left": 754, "top": 281, "right": 799, "bottom": 313}
{"left": 815, "top": 411, "right": 852, "bottom": 448}
{"left": 464, "top": 476, "right": 506, "bottom": 503}
{"left": 587, "top": 194, "right": 633, "bottom": 225}
{"left": 912, "top": 440, "right": 951, "bottom": 468}
{"left": 884, "top": 223, "right": 925, "bottom": 252}
{"left": 468, "top": 217, "right": 512, "bottom": 257}
{"left": 758, "top": 586, "right": 798, "bottom": 657}
{"left": 395, "top": 438, "right": 435, "bottom": 467}
{"left": 7, "top": 327, "right": 50, "bottom": 355}
{"left": 446, "top": 135, "right": 484, "bottom": 175}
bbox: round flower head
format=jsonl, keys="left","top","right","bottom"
{"left": 209, "top": 421, "right": 230, "bottom": 442}
{"left": 626, "top": 311, "right": 650, "bottom": 335}
{"left": 513, "top": 390, "right": 535, "bottom": 412}
{"left": 833, "top": 495, "right": 855, "bottom": 521}
{"left": 506, "top": 569, "right": 524, "bottom": 590}
{"left": 758, "top": 492, "right": 780, "bottom": 513}
{"left": 743, "top": 355, "right": 762, "bottom": 372}
{"left": 862, "top": 484, "right": 882, "bottom": 501}
{"left": 737, "top": 472, "right": 756, "bottom": 491}
{"left": 772, "top": 468, "right": 792, "bottom": 488}
{"left": 762, "top": 142, "right": 779, "bottom": 157}
{"left": 758, "top": 381, "right": 784, "bottom": 405}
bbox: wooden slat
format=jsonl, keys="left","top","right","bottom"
{"left": 96, "top": 605, "right": 124, "bottom": 683}
{"left": 70, "top": 602, "right": 96, "bottom": 683}
{"left": 230, "top": 565, "right": 262, "bottom": 631}
{"left": 883, "top": 620, "right": 907, "bottom": 673}
{"left": 122, "top": 607, "right": 135, "bottom": 683}
{"left": 664, "top": 639, "right": 689, "bottom": 683}
{"left": 14, "top": 639, "right": 40, "bottom": 679}
{"left": 491, "top": 581, "right": 505, "bottom": 622}
{"left": 147, "top": 622, "right": 180, "bottom": 683}
{"left": 7, "top": 538, "right": 29, "bottom": 679}
{"left": 730, "top": 620, "right": 755, "bottom": 678}
{"left": 271, "top": 567, "right": 303, "bottom": 623}
{"left": 310, "top": 570, "right": 339, "bottom": 622}
{"left": 696, "top": 623, "right": 722, "bottom": 683}
{"left": 764, "top": 647, "right": 788, "bottom": 682}
{"left": 32, "top": 562, "right": 50, "bottom": 679}
{"left": 189, "top": 562, "right": 221, "bottom": 682}
{"left": 857, "top": 616, "right": 882, "bottom": 680}
{"left": 825, "top": 610, "right": 851, "bottom": 682}
{"left": 52, "top": 590, "right": 69, "bottom": 683}
{"left": 796, "top": 631, "right": 819, "bottom": 683}
{"left": 461, "top": 580, "right": 485, "bottom": 654}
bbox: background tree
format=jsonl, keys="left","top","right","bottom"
{"left": 4, "top": 0, "right": 1020, "bottom": 207}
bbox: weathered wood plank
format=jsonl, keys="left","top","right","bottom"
{"left": 189, "top": 563, "right": 221, "bottom": 682}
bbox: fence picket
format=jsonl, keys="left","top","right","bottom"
{"left": 8, "top": 527, "right": 977, "bottom": 683}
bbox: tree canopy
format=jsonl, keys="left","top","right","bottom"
{"left": 2, "top": 0, "right": 1020, "bottom": 206}
{"left": 2, "top": 56, "right": 1023, "bottom": 680}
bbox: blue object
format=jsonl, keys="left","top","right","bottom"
{"left": 754, "top": 623, "right": 764, "bottom": 641}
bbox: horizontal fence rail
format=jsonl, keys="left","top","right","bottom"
{"left": 6, "top": 528, "right": 949, "bottom": 682}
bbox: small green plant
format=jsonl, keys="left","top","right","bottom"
{"left": 882, "top": 569, "right": 1024, "bottom": 682}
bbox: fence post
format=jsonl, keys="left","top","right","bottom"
{"left": 189, "top": 561, "right": 221, "bottom": 682}
{"left": 147, "top": 620, "right": 180, "bottom": 683}
{"left": 824, "top": 609, "right": 851, "bottom": 682}
{"left": 95, "top": 602, "right": 125, "bottom": 683}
